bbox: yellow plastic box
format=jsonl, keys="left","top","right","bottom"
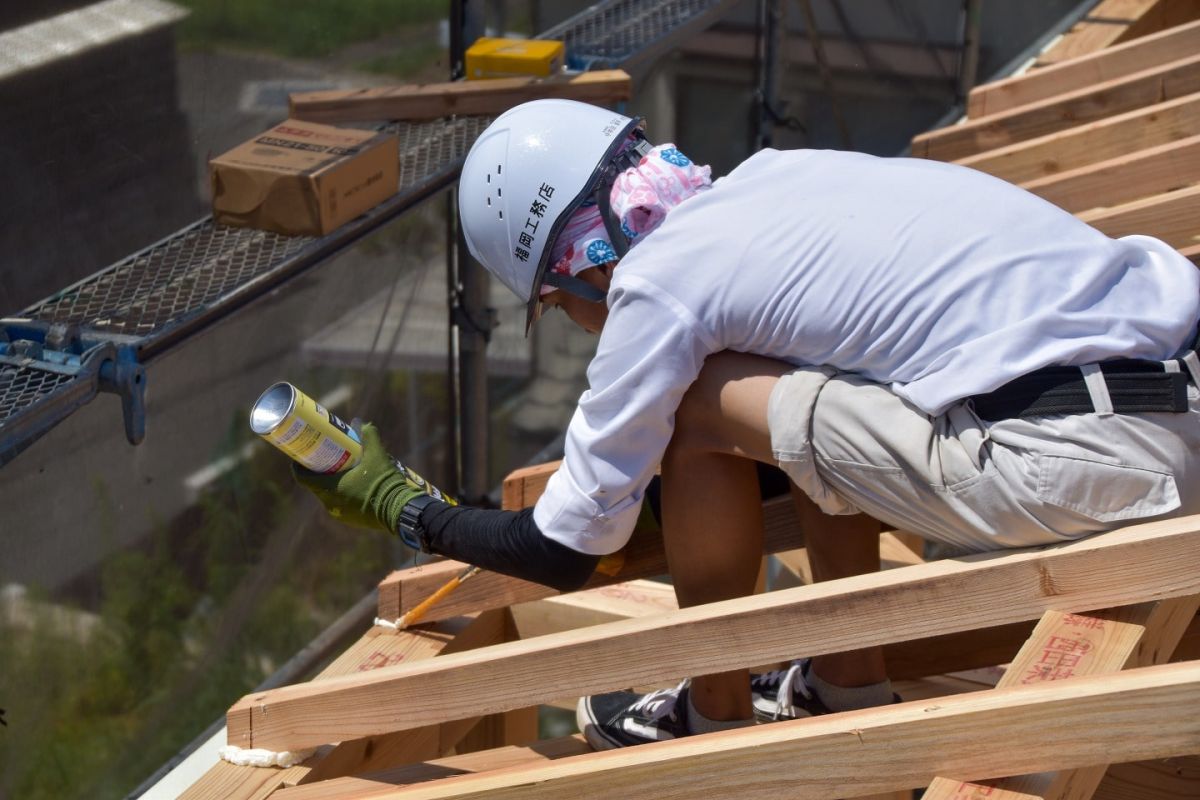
{"left": 465, "top": 37, "right": 564, "bottom": 80}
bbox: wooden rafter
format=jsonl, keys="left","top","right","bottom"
{"left": 957, "top": 92, "right": 1200, "bottom": 184}
{"left": 229, "top": 516, "right": 1200, "bottom": 752}
{"left": 1020, "top": 133, "right": 1200, "bottom": 213}
{"left": 1033, "top": 0, "right": 1200, "bottom": 68}
{"left": 922, "top": 596, "right": 1200, "bottom": 799}
{"left": 1078, "top": 182, "right": 1200, "bottom": 248}
{"left": 912, "top": 53, "right": 1200, "bottom": 161}
{"left": 269, "top": 663, "right": 1200, "bottom": 800}
{"left": 969, "top": 19, "right": 1200, "bottom": 117}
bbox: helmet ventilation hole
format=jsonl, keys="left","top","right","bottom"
{"left": 486, "top": 197, "right": 491, "bottom": 206}
{"left": 497, "top": 164, "right": 502, "bottom": 174}
{"left": 497, "top": 187, "right": 502, "bottom": 197}
{"left": 498, "top": 210, "right": 503, "bottom": 220}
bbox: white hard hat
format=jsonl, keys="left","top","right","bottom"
{"left": 458, "top": 99, "right": 646, "bottom": 331}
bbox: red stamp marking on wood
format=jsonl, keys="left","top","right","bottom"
{"left": 596, "top": 585, "right": 676, "bottom": 609}
{"left": 1061, "top": 613, "right": 1105, "bottom": 630}
{"left": 951, "top": 782, "right": 995, "bottom": 798}
{"left": 1021, "top": 634, "right": 1094, "bottom": 684}
{"left": 357, "top": 650, "right": 406, "bottom": 672}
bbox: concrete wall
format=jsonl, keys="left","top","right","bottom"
{"left": 0, "top": 23, "right": 199, "bottom": 313}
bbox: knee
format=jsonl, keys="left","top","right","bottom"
{"left": 669, "top": 352, "right": 746, "bottom": 459}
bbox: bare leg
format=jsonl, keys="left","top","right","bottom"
{"left": 791, "top": 486, "right": 888, "bottom": 687}
{"left": 663, "top": 352, "right": 885, "bottom": 722}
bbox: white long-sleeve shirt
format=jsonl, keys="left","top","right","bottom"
{"left": 532, "top": 148, "right": 1200, "bottom": 554}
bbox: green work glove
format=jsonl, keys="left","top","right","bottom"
{"left": 292, "top": 423, "right": 451, "bottom": 534}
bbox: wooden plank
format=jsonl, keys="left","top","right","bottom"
{"left": 509, "top": 579, "right": 679, "bottom": 638}
{"left": 180, "top": 613, "right": 510, "bottom": 799}
{"left": 499, "top": 460, "right": 559, "bottom": 511}
{"left": 288, "top": 71, "right": 632, "bottom": 124}
{"left": 297, "top": 611, "right": 514, "bottom": 783}
{"left": 958, "top": 92, "right": 1200, "bottom": 184}
{"left": 923, "top": 596, "right": 1200, "bottom": 800}
{"left": 1177, "top": 242, "right": 1200, "bottom": 265}
{"left": 1021, "top": 133, "right": 1200, "bottom": 213}
{"left": 912, "top": 53, "right": 1200, "bottom": 161}
{"left": 971, "top": 19, "right": 1200, "bottom": 118}
{"left": 266, "top": 662, "right": 1200, "bottom": 800}
{"left": 274, "top": 737, "right": 594, "bottom": 800}
{"left": 229, "top": 516, "right": 1200, "bottom": 751}
{"left": 275, "top": 675, "right": 1007, "bottom": 800}
{"left": 1094, "top": 756, "right": 1200, "bottom": 799}
{"left": 1078, "top": 182, "right": 1200, "bottom": 248}
{"left": 376, "top": 493, "right": 803, "bottom": 624}
{"left": 1033, "top": 0, "right": 1199, "bottom": 69}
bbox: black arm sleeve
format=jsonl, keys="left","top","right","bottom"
{"left": 416, "top": 502, "right": 601, "bottom": 592}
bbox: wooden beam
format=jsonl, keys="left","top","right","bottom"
{"left": 229, "top": 516, "right": 1200, "bottom": 751}
{"left": 181, "top": 615, "right": 496, "bottom": 799}
{"left": 377, "top": 493, "right": 803, "bottom": 624}
{"left": 970, "top": 19, "right": 1200, "bottom": 118}
{"left": 923, "top": 595, "right": 1200, "bottom": 799}
{"left": 958, "top": 92, "right": 1200, "bottom": 184}
{"left": 266, "top": 675, "right": 1016, "bottom": 800}
{"left": 1033, "top": 0, "right": 1200, "bottom": 68}
{"left": 912, "top": 53, "right": 1200, "bottom": 161}
{"left": 288, "top": 71, "right": 632, "bottom": 124}
{"left": 1078, "top": 182, "right": 1200, "bottom": 248}
{"left": 1094, "top": 756, "right": 1200, "bottom": 799}
{"left": 1180, "top": 242, "right": 1200, "bottom": 265}
{"left": 1021, "top": 133, "right": 1200, "bottom": 212}
{"left": 273, "top": 737, "right": 595, "bottom": 800}
{"left": 269, "top": 662, "right": 1200, "bottom": 800}
{"left": 509, "top": 579, "right": 679, "bottom": 639}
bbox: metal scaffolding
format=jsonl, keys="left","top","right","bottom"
{"left": 0, "top": 0, "right": 743, "bottom": 467}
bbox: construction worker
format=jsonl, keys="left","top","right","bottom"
{"left": 296, "top": 99, "right": 1200, "bottom": 750}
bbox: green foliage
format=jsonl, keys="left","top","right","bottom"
{"left": 0, "top": 406, "right": 396, "bottom": 799}
{"left": 175, "top": 0, "right": 446, "bottom": 57}
{"left": 357, "top": 42, "right": 446, "bottom": 78}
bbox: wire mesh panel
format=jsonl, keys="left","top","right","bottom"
{"left": 24, "top": 222, "right": 312, "bottom": 336}
{"left": 540, "top": 0, "right": 741, "bottom": 70}
{"left": 0, "top": 363, "right": 80, "bottom": 423}
{"left": 391, "top": 115, "right": 492, "bottom": 189}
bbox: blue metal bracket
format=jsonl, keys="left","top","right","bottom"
{"left": 0, "top": 319, "right": 146, "bottom": 464}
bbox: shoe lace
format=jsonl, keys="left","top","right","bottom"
{"left": 751, "top": 659, "right": 813, "bottom": 720}
{"left": 629, "top": 680, "right": 688, "bottom": 722}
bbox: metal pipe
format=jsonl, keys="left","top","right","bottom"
{"left": 957, "top": 0, "right": 984, "bottom": 103}
{"left": 794, "top": 0, "right": 852, "bottom": 149}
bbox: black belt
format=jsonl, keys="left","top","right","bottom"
{"left": 970, "top": 358, "right": 1191, "bottom": 422}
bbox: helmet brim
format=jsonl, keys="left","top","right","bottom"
{"left": 523, "top": 116, "right": 645, "bottom": 335}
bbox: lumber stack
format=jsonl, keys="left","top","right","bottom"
{"left": 178, "top": 12, "right": 1200, "bottom": 800}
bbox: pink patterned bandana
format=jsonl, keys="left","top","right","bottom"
{"left": 543, "top": 143, "right": 712, "bottom": 294}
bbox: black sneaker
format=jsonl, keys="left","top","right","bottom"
{"left": 576, "top": 680, "right": 692, "bottom": 750}
{"left": 750, "top": 659, "right": 831, "bottom": 722}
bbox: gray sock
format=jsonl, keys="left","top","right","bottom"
{"left": 807, "top": 663, "right": 893, "bottom": 712}
{"left": 685, "top": 691, "right": 755, "bottom": 735}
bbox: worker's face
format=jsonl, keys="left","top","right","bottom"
{"left": 539, "top": 264, "right": 613, "bottom": 334}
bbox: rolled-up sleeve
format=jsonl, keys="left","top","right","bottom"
{"left": 533, "top": 276, "right": 717, "bottom": 554}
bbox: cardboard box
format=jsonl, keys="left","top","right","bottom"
{"left": 465, "top": 37, "right": 564, "bottom": 80}
{"left": 210, "top": 120, "right": 398, "bottom": 237}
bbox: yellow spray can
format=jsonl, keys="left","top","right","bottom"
{"left": 250, "top": 382, "right": 362, "bottom": 473}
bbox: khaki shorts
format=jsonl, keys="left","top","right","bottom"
{"left": 768, "top": 367, "right": 1200, "bottom": 552}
